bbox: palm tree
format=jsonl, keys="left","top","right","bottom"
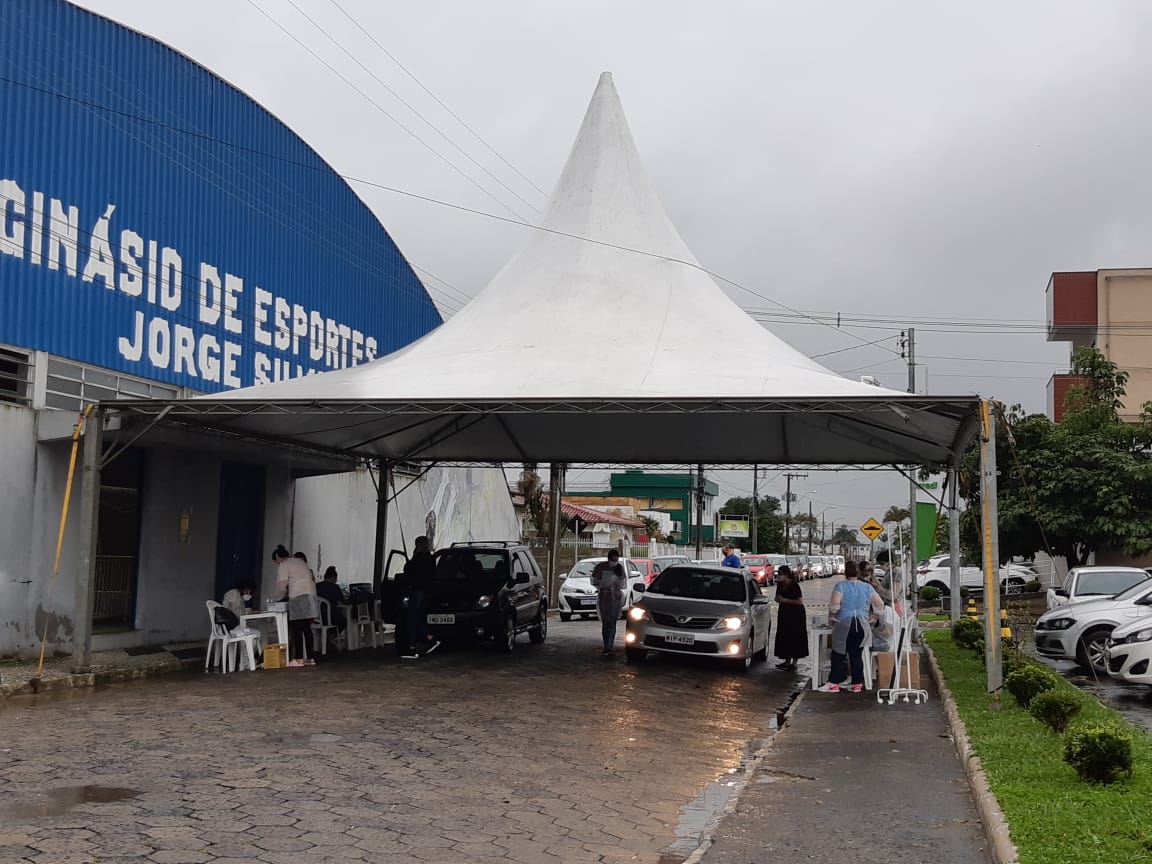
{"left": 831, "top": 526, "right": 858, "bottom": 554}
{"left": 882, "top": 505, "right": 911, "bottom": 524}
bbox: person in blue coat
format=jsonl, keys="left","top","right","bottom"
{"left": 821, "top": 561, "right": 884, "bottom": 693}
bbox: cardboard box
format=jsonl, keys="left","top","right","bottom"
{"left": 876, "top": 651, "right": 920, "bottom": 689}
{"left": 263, "top": 643, "right": 288, "bottom": 669}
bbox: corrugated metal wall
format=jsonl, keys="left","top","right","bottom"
{"left": 0, "top": 0, "right": 442, "bottom": 392}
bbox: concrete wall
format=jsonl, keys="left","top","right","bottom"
{"left": 1098, "top": 269, "right": 1152, "bottom": 420}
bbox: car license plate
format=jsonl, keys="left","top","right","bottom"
{"left": 427, "top": 614, "right": 455, "bottom": 624}
{"left": 665, "top": 632, "right": 695, "bottom": 645}
{"left": 580, "top": 598, "right": 597, "bottom": 606}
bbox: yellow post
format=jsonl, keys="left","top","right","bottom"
{"left": 1000, "top": 608, "right": 1012, "bottom": 640}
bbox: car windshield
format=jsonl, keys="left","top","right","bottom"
{"left": 647, "top": 567, "right": 747, "bottom": 602}
{"left": 743, "top": 556, "right": 766, "bottom": 566}
{"left": 1112, "top": 580, "right": 1152, "bottom": 602}
{"left": 1079, "top": 570, "right": 1150, "bottom": 596}
{"left": 571, "top": 561, "right": 598, "bottom": 578}
{"left": 434, "top": 550, "right": 508, "bottom": 584}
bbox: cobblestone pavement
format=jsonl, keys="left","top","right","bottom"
{"left": 0, "top": 618, "right": 805, "bottom": 864}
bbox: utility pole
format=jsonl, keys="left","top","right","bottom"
{"left": 902, "top": 327, "right": 919, "bottom": 595}
{"left": 751, "top": 464, "right": 758, "bottom": 554}
{"left": 782, "top": 472, "right": 807, "bottom": 555}
{"left": 695, "top": 464, "right": 705, "bottom": 560}
{"left": 807, "top": 500, "right": 814, "bottom": 554}
{"left": 980, "top": 401, "right": 1003, "bottom": 696}
{"left": 948, "top": 464, "right": 962, "bottom": 625}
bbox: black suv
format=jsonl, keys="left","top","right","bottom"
{"left": 423, "top": 542, "right": 548, "bottom": 652}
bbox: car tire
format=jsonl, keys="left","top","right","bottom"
{"left": 926, "top": 580, "right": 950, "bottom": 596}
{"left": 752, "top": 629, "right": 768, "bottom": 662}
{"left": 559, "top": 612, "right": 572, "bottom": 622}
{"left": 625, "top": 647, "right": 647, "bottom": 664}
{"left": 729, "top": 652, "right": 752, "bottom": 673}
{"left": 498, "top": 614, "right": 516, "bottom": 654}
{"left": 1076, "top": 627, "right": 1112, "bottom": 673}
{"left": 529, "top": 605, "right": 547, "bottom": 644}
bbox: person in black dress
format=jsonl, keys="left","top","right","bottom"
{"left": 773, "top": 565, "right": 808, "bottom": 670}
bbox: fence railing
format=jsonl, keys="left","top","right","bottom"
{"left": 93, "top": 555, "right": 135, "bottom": 624}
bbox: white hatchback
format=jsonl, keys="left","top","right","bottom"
{"left": 558, "top": 557, "right": 646, "bottom": 621}
{"left": 1105, "top": 616, "right": 1152, "bottom": 686}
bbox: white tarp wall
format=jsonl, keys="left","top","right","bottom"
{"left": 291, "top": 466, "right": 519, "bottom": 583}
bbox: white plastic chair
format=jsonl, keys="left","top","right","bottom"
{"left": 205, "top": 601, "right": 260, "bottom": 673}
{"left": 312, "top": 597, "right": 340, "bottom": 655}
{"left": 350, "top": 600, "right": 378, "bottom": 650}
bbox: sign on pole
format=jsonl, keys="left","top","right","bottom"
{"left": 859, "top": 517, "right": 884, "bottom": 541}
{"left": 717, "top": 516, "right": 750, "bottom": 539}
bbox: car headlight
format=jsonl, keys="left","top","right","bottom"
{"left": 628, "top": 606, "right": 647, "bottom": 622}
{"left": 475, "top": 595, "right": 492, "bottom": 609}
{"left": 1127, "top": 629, "right": 1152, "bottom": 643}
{"left": 721, "top": 616, "right": 745, "bottom": 631}
{"left": 1044, "top": 617, "right": 1075, "bottom": 631}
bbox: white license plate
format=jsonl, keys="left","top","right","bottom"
{"left": 665, "top": 632, "right": 695, "bottom": 645}
{"left": 580, "top": 598, "right": 597, "bottom": 606}
{"left": 427, "top": 614, "right": 455, "bottom": 624}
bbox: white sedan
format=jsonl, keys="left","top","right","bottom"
{"left": 1105, "top": 616, "right": 1152, "bottom": 686}
{"left": 558, "top": 557, "right": 645, "bottom": 621}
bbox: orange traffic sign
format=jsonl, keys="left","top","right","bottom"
{"left": 860, "top": 518, "right": 884, "bottom": 541}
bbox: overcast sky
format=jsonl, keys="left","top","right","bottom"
{"left": 74, "top": 0, "right": 1152, "bottom": 530}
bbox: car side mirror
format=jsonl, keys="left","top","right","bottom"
{"left": 514, "top": 572, "right": 530, "bottom": 585}
{"left": 752, "top": 596, "right": 770, "bottom": 606}
{"left": 1054, "top": 588, "right": 1068, "bottom": 597}
{"left": 1137, "top": 594, "right": 1152, "bottom": 606}
{"left": 633, "top": 583, "right": 645, "bottom": 593}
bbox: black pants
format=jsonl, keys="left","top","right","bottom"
{"left": 830, "top": 619, "right": 866, "bottom": 685}
{"left": 288, "top": 619, "right": 312, "bottom": 661}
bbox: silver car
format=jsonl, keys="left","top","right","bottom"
{"left": 1034, "top": 581, "right": 1152, "bottom": 673}
{"left": 624, "top": 564, "right": 771, "bottom": 672}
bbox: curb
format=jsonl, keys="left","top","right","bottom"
{"left": 1, "top": 652, "right": 186, "bottom": 701}
{"left": 677, "top": 684, "right": 807, "bottom": 864}
{"left": 923, "top": 642, "right": 1018, "bottom": 864}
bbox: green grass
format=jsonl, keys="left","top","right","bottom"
{"left": 917, "top": 613, "right": 950, "bottom": 622}
{"left": 926, "top": 631, "right": 1152, "bottom": 864}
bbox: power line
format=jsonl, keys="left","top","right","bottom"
{"left": 325, "top": 0, "right": 549, "bottom": 200}
{"left": 280, "top": 0, "right": 543, "bottom": 218}
{"left": 243, "top": 0, "right": 534, "bottom": 223}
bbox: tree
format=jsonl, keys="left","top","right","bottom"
{"left": 638, "top": 515, "right": 664, "bottom": 542}
{"left": 882, "top": 505, "right": 911, "bottom": 524}
{"left": 719, "top": 495, "right": 785, "bottom": 553}
{"left": 959, "top": 348, "right": 1152, "bottom": 569}
{"left": 831, "top": 526, "right": 860, "bottom": 555}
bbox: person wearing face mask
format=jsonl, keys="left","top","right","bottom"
{"left": 221, "top": 582, "right": 255, "bottom": 619}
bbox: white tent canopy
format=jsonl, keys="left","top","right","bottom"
{"left": 111, "top": 72, "right": 979, "bottom": 466}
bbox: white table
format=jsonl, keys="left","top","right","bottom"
{"left": 241, "top": 611, "right": 288, "bottom": 646}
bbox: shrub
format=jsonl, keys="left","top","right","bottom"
{"left": 1024, "top": 579, "right": 1042, "bottom": 593}
{"left": 1029, "top": 690, "right": 1083, "bottom": 733}
{"left": 1005, "top": 665, "right": 1060, "bottom": 708}
{"left": 920, "top": 585, "right": 941, "bottom": 603}
{"left": 960, "top": 586, "right": 970, "bottom": 599}
{"left": 1064, "top": 726, "right": 1134, "bottom": 784}
{"left": 952, "top": 617, "right": 983, "bottom": 650}
{"left": 1003, "top": 648, "right": 1034, "bottom": 677}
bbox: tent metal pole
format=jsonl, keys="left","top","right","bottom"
{"left": 948, "top": 464, "right": 962, "bottom": 624}
{"left": 547, "top": 463, "right": 564, "bottom": 610}
{"left": 979, "top": 401, "right": 1003, "bottom": 696}
{"left": 71, "top": 406, "right": 104, "bottom": 674}
{"left": 695, "top": 464, "right": 704, "bottom": 560}
{"left": 371, "top": 460, "right": 391, "bottom": 596}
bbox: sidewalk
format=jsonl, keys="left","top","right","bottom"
{"left": 702, "top": 670, "right": 991, "bottom": 863}
{"left": 0, "top": 643, "right": 196, "bottom": 698}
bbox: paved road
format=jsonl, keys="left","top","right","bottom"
{"left": 0, "top": 615, "right": 808, "bottom": 864}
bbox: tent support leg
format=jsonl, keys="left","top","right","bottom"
{"left": 71, "top": 407, "right": 104, "bottom": 674}
{"left": 948, "top": 464, "right": 961, "bottom": 625}
{"left": 547, "top": 463, "right": 564, "bottom": 610}
{"left": 695, "top": 464, "right": 705, "bottom": 560}
{"left": 372, "top": 460, "right": 391, "bottom": 596}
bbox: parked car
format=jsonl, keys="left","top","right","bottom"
{"left": 742, "top": 554, "right": 780, "bottom": 586}
{"left": 422, "top": 542, "right": 547, "bottom": 652}
{"left": 1104, "top": 616, "right": 1152, "bottom": 686}
{"left": 1034, "top": 580, "right": 1152, "bottom": 673}
{"left": 806, "top": 556, "right": 826, "bottom": 579}
{"left": 624, "top": 564, "right": 772, "bottom": 671}
{"left": 786, "top": 554, "right": 805, "bottom": 579}
{"left": 632, "top": 558, "right": 655, "bottom": 584}
{"left": 651, "top": 554, "right": 691, "bottom": 579}
{"left": 834, "top": 555, "right": 846, "bottom": 575}
{"left": 914, "top": 554, "right": 1035, "bottom": 595}
{"left": 1047, "top": 566, "right": 1151, "bottom": 611}
{"left": 558, "top": 557, "right": 646, "bottom": 621}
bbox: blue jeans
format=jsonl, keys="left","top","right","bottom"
{"left": 830, "top": 619, "right": 866, "bottom": 685}
{"left": 407, "top": 590, "right": 428, "bottom": 650}
{"left": 599, "top": 594, "right": 621, "bottom": 649}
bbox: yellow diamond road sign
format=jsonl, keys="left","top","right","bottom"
{"left": 860, "top": 518, "right": 884, "bottom": 541}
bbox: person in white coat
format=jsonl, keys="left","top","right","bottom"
{"left": 591, "top": 550, "right": 627, "bottom": 656}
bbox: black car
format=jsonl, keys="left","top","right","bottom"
{"left": 423, "top": 542, "right": 548, "bottom": 652}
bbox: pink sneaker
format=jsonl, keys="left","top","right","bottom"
{"left": 850, "top": 684, "right": 863, "bottom": 693}
{"left": 818, "top": 682, "right": 840, "bottom": 693}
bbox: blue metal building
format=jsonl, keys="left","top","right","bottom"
{"left": 0, "top": 0, "right": 441, "bottom": 402}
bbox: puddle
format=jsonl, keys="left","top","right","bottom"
{"left": 2, "top": 785, "right": 139, "bottom": 819}
{"left": 660, "top": 777, "right": 740, "bottom": 861}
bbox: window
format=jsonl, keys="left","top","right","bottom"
{"left": 1078, "top": 571, "right": 1149, "bottom": 598}
{"left": 0, "top": 347, "right": 32, "bottom": 406}
{"left": 44, "top": 357, "right": 180, "bottom": 411}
